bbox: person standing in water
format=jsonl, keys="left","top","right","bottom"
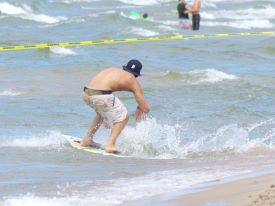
{"left": 81, "top": 59, "right": 150, "bottom": 153}
{"left": 177, "top": 0, "right": 191, "bottom": 29}
{"left": 185, "top": 0, "right": 201, "bottom": 30}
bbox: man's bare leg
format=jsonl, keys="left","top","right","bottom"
{"left": 81, "top": 113, "right": 103, "bottom": 147}
{"left": 105, "top": 115, "right": 129, "bottom": 153}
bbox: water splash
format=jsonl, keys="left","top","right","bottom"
{"left": 119, "top": 118, "right": 275, "bottom": 159}
{"left": 0, "top": 119, "right": 273, "bottom": 159}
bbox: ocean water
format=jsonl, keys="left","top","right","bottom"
{"left": 0, "top": 0, "right": 274, "bottom": 205}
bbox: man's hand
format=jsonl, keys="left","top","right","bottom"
{"left": 135, "top": 106, "right": 144, "bottom": 121}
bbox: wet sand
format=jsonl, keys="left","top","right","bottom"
{"left": 169, "top": 173, "right": 275, "bottom": 206}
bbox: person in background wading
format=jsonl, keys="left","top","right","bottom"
{"left": 185, "top": 0, "right": 201, "bottom": 31}
{"left": 177, "top": 0, "right": 192, "bottom": 29}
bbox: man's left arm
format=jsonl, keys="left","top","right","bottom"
{"left": 130, "top": 80, "right": 150, "bottom": 120}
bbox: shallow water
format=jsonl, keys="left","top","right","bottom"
{"left": 0, "top": 0, "right": 275, "bottom": 205}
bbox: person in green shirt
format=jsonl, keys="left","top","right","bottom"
{"left": 129, "top": 11, "right": 149, "bottom": 20}
{"left": 177, "top": 0, "right": 191, "bottom": 29}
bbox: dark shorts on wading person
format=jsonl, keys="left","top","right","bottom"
{"left": 192, "top": 14, "right": 200, "bottom": 30}
{"left": 82, "top": 87, "right": 128, "bottom": 126}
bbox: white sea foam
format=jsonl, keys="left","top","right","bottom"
{"left": 0, "top": 89, "right": 22, "bottom": 96}
{"left": 203, "top": 1, "right": 217, "bottom": 8}
{"left": 50, "top": 47, "right": 77, "bottom": 56}
{"left": 0, "top": 2, "right": 67, "bottom": 24}
{"left": 205, "top": 6, "right": 275, "bottom": 20}
{"left": 188, "top": 69, "right": 238, "bottom": 83}
{"left": 202, "top": 6, "right": 275, "bottom": 29}
{"left": 1, "top": 118, "right": 273, "bottom": 159}
{"left": 185, "top": 119, "right": 275, "bottom": 155}
{"left": 88, "top": 10, "right": 116, "bottom": 17}
{"left": 120, "top": 118, "right": 183, "bottom": 158}
{"left": 0, "top": 131, "right": 67, "bottom": 149}
{"left": 1, "top": 167, "right": 250, "bottom": 206}
{"left": 157, "top": 20, "right": 179, "bottom": 26}
{"left": 118, "top": 118, "right": 275, "bottom": 159}
{"left": 123, "top": 27, "right": 159, "bottom": 36}
{"left": 118, "top": 0, "right": 175, "bottom": 6}
{"left": 117, "top": 0, "right": 159, "bottom": 6}
{"left": 201, "top": 12, "right": 216, "bottom": 20}
{"left": 23, "top": 13, "right": 67, "bottom": 24}
{"left": 157, "top": 25, "right": 177, "bottom": 32}
{"left": 206, "top": 0, "right": 275, "bottom": 5}
{"left": 163, "top": 69, "right": 238, "bottom": 84}
{"left": 0, "top": 2, "right": 30, "bottom": 15}
{"left": 203, "top": 20, "right": 274, "bottom": 29}
{"left": 61, "top": 0, "right": 101, "bottom": 4}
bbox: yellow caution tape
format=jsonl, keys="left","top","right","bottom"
{"left": 0, "top": 31, "right": 274, "bottom": 52}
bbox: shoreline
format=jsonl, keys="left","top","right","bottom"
{"left": 168, "top": 172, "right": 275, "bottom": 206}
{"left": 124, "top": 172, "right": 275, "bottom": 206}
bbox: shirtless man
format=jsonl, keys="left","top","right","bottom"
{"left": 185, "top": 0, "right": 201, "bottom": 30}
{"left": 81, "top": 59, "right": 150, "bottom": 153}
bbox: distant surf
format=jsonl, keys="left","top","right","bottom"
{"left": 0, "top": 89, "right": 23, "bottom": 96}
{"left": 0, "top": 2, "right": 67, "bottom": 24}
{"left": 160, "top": 69, "right": 238, "bottom": 84}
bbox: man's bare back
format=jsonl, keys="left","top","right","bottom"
{"left": 86, "top": 67, "right": 149, "bottom": 113}
{"left": 86, "top": 68, "right": 136, "bottom": 92}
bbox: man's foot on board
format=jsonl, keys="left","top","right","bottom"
{"left": 80, "top": 140, "right": 101, "bottom": 148}
{"left": 89, "top": 141, "right": 102, "bottom": 148}
{"left": 105, "top": 145, "right": 120, "bottom": 154}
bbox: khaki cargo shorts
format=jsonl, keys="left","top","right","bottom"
{"left": 82, "top": 92, "right": 128, "bottom": 124}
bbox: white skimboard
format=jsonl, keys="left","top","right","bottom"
{"left": 65, "top": 136, "right": 125, "bottom": 157}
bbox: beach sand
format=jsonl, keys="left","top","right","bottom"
{"left": 169, "top": 173, "right": 275, "bottom": 206}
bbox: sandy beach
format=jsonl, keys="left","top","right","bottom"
{"left": 170, "top": 173, "right": 275, "bottom": 206}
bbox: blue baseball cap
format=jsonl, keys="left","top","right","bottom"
{"left": 123, "top": 59, "right": 142, "bottom": 77}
